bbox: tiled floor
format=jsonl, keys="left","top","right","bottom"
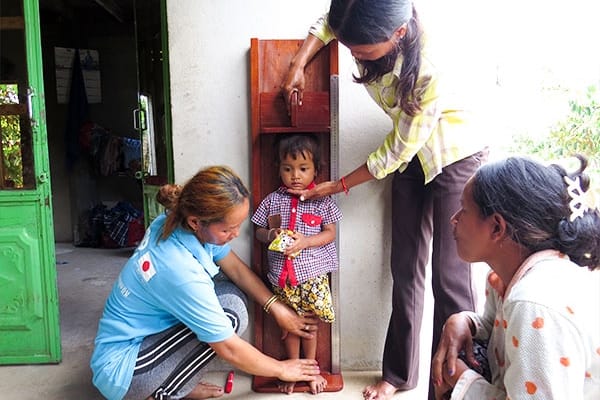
{"left": 0, "top": 244, "right": 484, "bottom": 399}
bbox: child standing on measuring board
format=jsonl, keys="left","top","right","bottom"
{"left": 251, "top": 133, "right": 342, "bottom": 395}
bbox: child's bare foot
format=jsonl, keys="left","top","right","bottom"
{"left": 184, "top": 382, "right": 224, "bottom": 399}
{"left": 362, "top": 380, "right": 397, "bottom": 400}
{"left": 277, "top": 380, "right": 296, "bottom": 394}
{"left": 309, "top": 374, "right": 328, "bottom": 394}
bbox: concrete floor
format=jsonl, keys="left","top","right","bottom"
{"left": 0, "top": 244, "right": 438, "bottom": 400}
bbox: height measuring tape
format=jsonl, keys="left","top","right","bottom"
{"left": 329, "top": 74, "right": 341, "bottom": 374}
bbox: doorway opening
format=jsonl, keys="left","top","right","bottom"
{"left": 39, "top": 0, "right": 171, "bottom": 248}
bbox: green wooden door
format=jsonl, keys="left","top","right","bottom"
{"left": 134, "top": 0, "right": 173, "bottom": 225}
{"left": 0, "top": 0, "right": 60, "bottom": 364}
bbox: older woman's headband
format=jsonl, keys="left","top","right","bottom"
{"left": 564, "top": 176, "right": 598, "bottom": 221}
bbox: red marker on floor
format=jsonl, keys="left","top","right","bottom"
{"left": 224, "top": 370, "right": 234, "bottom": 393}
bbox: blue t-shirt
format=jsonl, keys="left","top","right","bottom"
{"left": 90, "top": 214, "right": 234, "bottom": 400}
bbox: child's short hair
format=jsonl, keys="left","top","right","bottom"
{"left": 275, "top": 133, "right": 322, "bottom": 174}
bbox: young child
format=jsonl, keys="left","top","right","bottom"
{"left": 251, "top": 133, "right": 342, "bottom": 394}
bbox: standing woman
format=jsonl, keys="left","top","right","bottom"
{"left": 282, "top": 1, "right": 488, "bottom": 399}
{"left": 91, "top": 166, "right": 320, "bottom": 400}
{"left": 432, "top": 155, "right": 600, "bottom": 399}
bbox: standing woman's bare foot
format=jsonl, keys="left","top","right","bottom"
{"left": 309, "top": 374, "right": 328, "bottom": 394}
{"left": 277, "top": 380, "right": 296, "bottom": 394}
{"left": 362, "top": 380, "right": 397, "bottom": 400}
{"left": 184, "top": 382, "right": 224, "bottom": 399}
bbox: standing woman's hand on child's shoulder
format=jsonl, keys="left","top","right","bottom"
{"left": 288, "top": 180, "right": 341, "bottom": 201}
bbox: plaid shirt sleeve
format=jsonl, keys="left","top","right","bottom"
{"left": 321, "top": 196, "right": 342, "bottom": 225}
{"left": 250, "top": 193, "right": 272, "bottom": 228}
{"left": 308, "top": 13, "right": 336, "bottom": 44}
{"left": 366, "top": 66, "right": 442, "bottom": 180}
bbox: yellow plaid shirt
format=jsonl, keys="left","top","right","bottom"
{"left": 310, "top": 15, "right": 487, "bottom": 184}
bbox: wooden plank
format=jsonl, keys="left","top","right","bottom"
{"left": 249, "top": 37, "right": 265, "bottom": 354}
{"left": 253, "top": 372, "right": 344, "bottom": 392}
{"left": 259, "top": 92, "right": 330, "bottom": 130}
{"left": 0, "top": 17, "right": 24, "bottom": 30}
{"left": 250, "top": 38, "right": 342, "bottom": 393}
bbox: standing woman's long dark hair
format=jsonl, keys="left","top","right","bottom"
{"left": 328, "top": 0, "right": 423, "bottom": 116}
{"left": 159, "top": 166, "right": 249, "bottom": 240}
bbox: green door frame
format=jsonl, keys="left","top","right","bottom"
{"left": 138, "top": 0, "right": 174, "bottom": 225}
{"left": 160, "top": 0, "right": 174, "bottom": 185}
{"left": 0, "top": 0, "right": 60, "bottom": 364}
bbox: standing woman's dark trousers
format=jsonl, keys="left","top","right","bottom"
{"left": 383, "top": 150, "right": 487, "bottom": 397}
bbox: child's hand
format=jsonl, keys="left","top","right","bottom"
{"left": 268, "top": 230, "right": 301, "bottom": 257}
{"left": 284, "top": 231, "right": 307, "bottom": 256}
{"left": 268, "top": 227, "right": 283, "bottom": 242}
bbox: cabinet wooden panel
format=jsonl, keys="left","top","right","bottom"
{"left": 250, "top": 38, "right": 342, "bottom": 393}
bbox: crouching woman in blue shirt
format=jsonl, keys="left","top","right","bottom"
{"left": 91, "top": 166, "right": 320, "bottom": 400}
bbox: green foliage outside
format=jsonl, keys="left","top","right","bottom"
{"left": 509, "top": 86, "right": 600, "bottom": 183}
{"left": 0, "top": 84, "right": 24, "bottom": 188}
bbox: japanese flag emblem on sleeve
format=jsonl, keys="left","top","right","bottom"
{"left": 139, "top": 253, "right": 156, "bottom": 282}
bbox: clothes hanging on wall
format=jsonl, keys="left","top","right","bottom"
{"left": 122, "top": 137, "right": 141, "bottom": 171}
{"left": 81, "top": 123, "right": 141, "bottom": 177}
{"left": 64, "top": 49, "right": 90, "bottom": 170}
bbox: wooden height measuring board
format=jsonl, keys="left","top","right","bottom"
{"left": 249, "top": 38, "right": 342, "bottom": 393}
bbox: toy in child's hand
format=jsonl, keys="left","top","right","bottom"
{"left": 268, "top": 229, "right": 301, "bottom": 258}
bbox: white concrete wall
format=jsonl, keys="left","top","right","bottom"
{"left": 165, "top": 0, "right": 600, "bottom": 372}
{"left": 167, "top": 0, "right": 392, "bottom": 370}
